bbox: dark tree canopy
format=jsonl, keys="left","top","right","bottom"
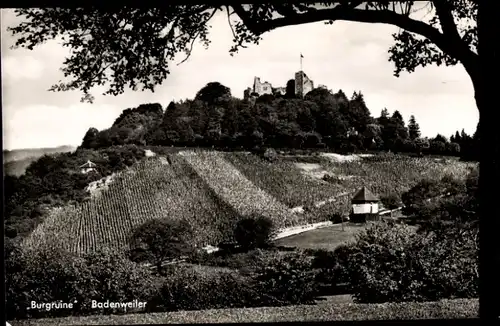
{"left": 408, "top": 115, "right": 421, "bottom": 140}
{"left": 7, "top": 2, "right": 478, "bottom": 106}
{"left": 195, "top": 82, "right": 232, "bottom": 106}
{"left": 81, "top": 127, "right": 100, "bottom": 149}
{"left": 130, "top": 218, "right": 193, "bottom": 275}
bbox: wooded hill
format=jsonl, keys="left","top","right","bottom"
{"left": 80, "top": 82, "right": 479, "bottom": 160}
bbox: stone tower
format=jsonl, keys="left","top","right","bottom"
{"left": 294, "top": 71, "right": 314, "bottom": 98}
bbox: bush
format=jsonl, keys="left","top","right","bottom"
{"left": 252, "top": 252, "right": 318, "bottom": 305}
{"left": 130, "top": 218, "right": 194, "bottom": 275}
{"left": 80, "top": 248, "right": 159, "bottom": 313}
{"left": 303, "top": 247, "right": 351, "bottom": 286}
{"left": 234, "top": 215, "right": 277, "bottom": 250}
{"left": 329, "top": 212, "right": 345, "bottom": 224}
{"left": 340, "top": 222, "right": 478, "bottom": 303}
{"left": 148, "top": 266, "right": 256, "bottom": 312}
{"left": 380, "top": 193, "right": 402, "bottom": 209}
{"left": 262, "top": 147, "right": 278, "bottom": 162}
{"left": 6, "top": 246, "right": 157, "bottom": 320}
{"left": 153, "top": 251, "right": 319, "bottom": 311}
{"left": 188, "top": 248, "right": 279, "bottom": 270}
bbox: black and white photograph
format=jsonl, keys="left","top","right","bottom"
{"left": 3, "top": 2, "right": 489, "bottom": 324}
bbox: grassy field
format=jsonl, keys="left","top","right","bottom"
{"left": 275, "top": 223, "right": 369, "bottom": 251}
{"left": 275, "top": 222, "right": 419, "bottom": 251}
{"left": 10, "top": 299, "right": 477, "bottom": 325}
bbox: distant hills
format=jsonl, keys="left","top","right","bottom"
{"left": 3, "top": 145, "right": 77, "bottom": 176}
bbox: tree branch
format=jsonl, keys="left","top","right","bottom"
{"left": 231, "top": 5, "right": 258, "bottom": 32}
{"left": 432, "top": 0, "right": 477, "bottom": 70}
{"left": 225, "top": 5, "right": 237, "bottom": 39}
{"left": 241, "top": 6, "right": 443, "bottom": 43}
{"left": 433, "top": 1, "right": 462, "bottom": 43}
{"left": 176, "top": 8, "right": 218, "bottom": 66}
{"left": 232, "top": 4, "right": 478, "bottom": 72}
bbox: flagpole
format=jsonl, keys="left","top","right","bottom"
{"left": 300, "top": 53, "right": 303, "bottom": 72}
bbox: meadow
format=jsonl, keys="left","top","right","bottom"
{"left": 11, "top": 299, "right": 478, "bottom": 325}
{"left": 275, "top": 222, "right": 419, "bottom": 251}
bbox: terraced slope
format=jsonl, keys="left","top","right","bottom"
{"left": 23, "top": 150, "right": 477, "bottom": 256}
{"left": 180, "top": 150, "right": 305, "bottom": 228}
{"left": 23, "top": 156, "right": 240, "bottom": 255}
{"left": 223, "top": 152, "right": 345, "bottom": 208}
{"left": 226, "top": 152, "right": 476, "bottom": 207}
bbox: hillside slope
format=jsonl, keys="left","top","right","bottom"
{"left": 227, "top": 153, "right": 475, "bottom": 209}
{"left": 3, "top": 145, "right": 76, "bottom": 163}
{"left": 180, "top": 150, "right": 304, "bottom": 228}
{"left": 3, "top": 145, "right": 77, "bottom": 176}
{"left": 23, "top": 151, "right": 301, "bottom": 255}
{"left": 22, "top": 149, "right": 476, "bottom": 255}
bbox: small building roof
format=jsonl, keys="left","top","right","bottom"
{"left": 351, "top": 187, "right": 379, "bottom": 203}
{"left": 80, "top": 160, "right": 96, "bottom": 168}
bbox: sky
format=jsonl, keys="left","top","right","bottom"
{"left": 1, "top": 7, "right": 478, "bottom": 150}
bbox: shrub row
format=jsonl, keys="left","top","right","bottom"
{"left": 7, "top": 243, "right": 319, "bottom": 320}
{"left": 7, "top": 220, "right": 478, "bottom": 321}
{"left": 337, "top": 222, "right": 478, "bottom": 303}
{"left": 148, "top": 252, "right": 318, "bottom": 312}
{"left": 6, "top": 246, "right": 158, "bottom": 320}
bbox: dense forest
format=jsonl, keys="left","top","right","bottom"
{"left": 80, "top": 82, "right": 479, "bottom": 159}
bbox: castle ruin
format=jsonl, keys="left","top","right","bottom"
{"left": 244, "top": 70, "right": 315, "bottom": 99}
{"left": 294, "top": 71, "right": 314, "bottom": 98}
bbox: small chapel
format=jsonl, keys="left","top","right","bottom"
{"left": 349, "top": 186, "right": 380, "bottom": 223}
{"left": 80, "top": 160, "right": 97, "bottom": 174}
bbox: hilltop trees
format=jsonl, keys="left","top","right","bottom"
{"left": 81, "top": 128, "right": 100, "bottom": 149}
{"left": 162, "top": 102, "right": 184, "bottom": 145}
{"left": 195, "top": 82, "right": 232, "bottom": 106}
{"left": 113, "top": 103, "right": 163, "bottom": 129}
{"left": 377, "top": 109, "right": 409, "bottom": 152}
{"left": 347, "top": 91, "right": 372, "bottom": 134}
{"left": 83, "top": 103, "right": 164, "bottom": 148}
{"left": 449, "top": 125, "right": 479, "bottom": 161}
{"left": 408, "top": 115, "right": 421, "bottom": 141}
{"left": 73, "top": 82, "right": 470, "bottom": 157}
{"left": 72, "top": 79, "right": 476, "bottom": 156}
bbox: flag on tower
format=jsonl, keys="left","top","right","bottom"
{"left": 300, "top": 53, "right": 304, "bottom": 58}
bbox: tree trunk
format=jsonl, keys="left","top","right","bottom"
{"left": 476, "top": 2, "right": 499, "bottom": 319}
{"left": 156, "top": 260, "right": 163, "bottom": 276}
{"left": 476, "top": 82, "right": 498, "bottom": 320}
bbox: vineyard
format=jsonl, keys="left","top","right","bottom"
{"left": 23, "top": 156, "right": 241, "bottom": 255}
{"left": 180, "top": 150, "right": 304, "bottom": 228}
{"left": 22, "top": 150, "right": 477, "bottom": 256}
{"left": 226, "top": 152, "right": 476, "bottom": 208}
{"left": 223, "top": 152, "right": 344, "bottom": 208}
